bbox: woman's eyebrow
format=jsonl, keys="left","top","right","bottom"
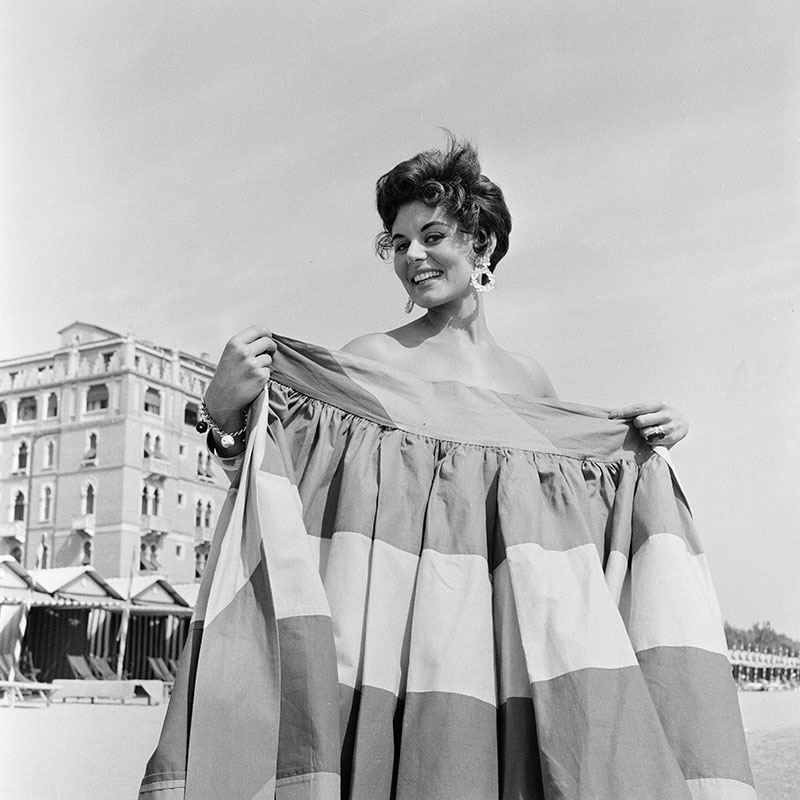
{"left": 391, "top": 220, "right": 451, "bottom": 242}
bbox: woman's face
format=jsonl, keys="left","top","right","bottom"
{"left": 391, "top": 201, "right": 476, "bottom": 309}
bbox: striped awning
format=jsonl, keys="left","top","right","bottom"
{"left": 140, "top": 335, "right": 755, "bottom": 800}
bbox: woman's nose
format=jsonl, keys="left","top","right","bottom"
{"left": 406, "top": 240, "right": 426, "bottom": 263}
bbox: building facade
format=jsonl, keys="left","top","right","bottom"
{"left": 0, "top": 322, "right": 227, "bottom": 583}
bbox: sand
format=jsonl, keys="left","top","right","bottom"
{"left": 1, "top": 691, "right": 798, "bottom": 799}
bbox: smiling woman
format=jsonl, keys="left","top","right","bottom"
{"left": 139, "top": 137, "right": 753, "bottom": 800}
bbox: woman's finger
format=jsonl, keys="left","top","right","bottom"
{"left": 608, "top": 401, "right": 664, "bottom": 420}
{"left": 246, "top": 335, "right": 277, "bottom": 356}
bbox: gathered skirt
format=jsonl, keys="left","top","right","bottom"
{"left": 139, "top": 335, "right": 755, "bottom": 800}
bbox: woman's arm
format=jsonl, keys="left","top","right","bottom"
{"left": 203, "top": 325, "right": 276, "bottom": 457}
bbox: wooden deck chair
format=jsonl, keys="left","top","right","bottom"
{"left": 0, "top": 653, "right": 37, "bottom": 682}
{"left": 155, "top": 657, "right": 176, "bottom": 681}
{"left": 67, "top": 654, "right": 97, "bottom": 680}
{"left": 0, "top": 653, "right": 13, "bottom": 680}
{"left": 168, "top": 657, "right": 180, "bottom": 676}
{"left": 147, "top": 656, "right": 174, "bottom": 683}
{"left": 88, "top": 655, "right": 119, "bottom": 680}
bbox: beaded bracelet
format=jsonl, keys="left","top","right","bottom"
{"left": 195, "top": 398, "right": 248, "bottom": 449}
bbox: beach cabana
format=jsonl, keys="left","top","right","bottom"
{"left": 0, "top": 556, "right": 60, "bottom": 667}
{"left": 24, "top": 567, "right": 124, "bottom": 680}
{"left": 105, "top": 576, "right": 192, "bottom": 678}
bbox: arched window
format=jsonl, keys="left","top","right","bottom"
{"left": 141, "top": 486, "right": 150, "bottom": 515}
{"left": 86, "top": 384, "right": 109, "bottom": 411}
{"left": 184, "top": 401, "right": 199, "bottom": 427}
{"left": 84, "top": 432, "right": 97, "bottom": 463}
{"left": 204, "top": 501, "right": 213, "bottom": 528}
{"left": 144, "top": 388, "right": 161, "bottom": 415}
{"left": 84, "top": 483, "right": 96, "bottom": 516}
{"left": 152, "top": 488, "right": 161, "bottom": 517}
{"left": 40, "top": 486, "right": 53, "bottom": 521}
{"left": 0, "top": 401, "right": 7, "bottom": 425}
{"left": 16, "top": 441, "right": 29, "bottom": 472}
{"left": 10, "top": 546, "right": 22, "bottom": 563}
{"left": 17, "top": 396, "right": 37, "bottom": 422}
{"left": 82, "top": 540, "right": 92, "bottom": 566}
{"left": 195, "top": 500, "right": 203, "bottom": 527}
{"left": 204, "top": 454, "right": 213, "bottom": 478}
{"left": 44, "top": 440, "right": 55, "bottom": 469}
{"left": 197, "top": 452, "right": 204, "bottom": 476}
{"left": 13, "top": 490, "right": 26, "bottom": 521}
{"left": 46, "top": 393, "right": 58, "bottom": 418}
{"left": 143, "top": 433, "right": 151, "bottom": 458}
{"left": 153, "top": 435, "right": 163, "bottom": 457}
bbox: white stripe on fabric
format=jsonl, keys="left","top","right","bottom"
{"left": 629, "top": 533, "right": 728, "bottom": 656}
{"left": 322, "top": 531, "right": 372, "bottom": 689}
{"left": 604, "top": 549, "right": 629, "bottom": 607}
{"left": 204, "top": 391, "right": 270, "bottom": 628}
{"left": 687, "top": 777, "right": 757, "bottom": 800}
{"left": 493, "top": 560, "right": 532, "bottom": 702}
{"left": 255, "top": 472, "right": 331, "bottom": 621}
{"left": 359, "top": 539, "right": 418, "bottom": 697}
{"left": 405, "top": 549, "right": 496, "bottom": 706}
{"left": 506, "top": 542, "right": 638, "bottom": 683}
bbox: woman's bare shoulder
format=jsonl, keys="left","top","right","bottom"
{"left": 509, "top": 351, "right": 559, "bottom": 399}
{"left": 340, "top": 332, "right": 400, "bottom": 359}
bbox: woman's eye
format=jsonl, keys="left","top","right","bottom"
{"left": 425, "top": 234, "right": 443, "bottom": 244}
{"left": 394, "top": 242, "right": 409, "bottom": 254}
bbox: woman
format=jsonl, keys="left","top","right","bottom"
{"left": 140, "top": 139, "right": 753, "bottom": 800}
{"left": 204, "top": 140, "right": 686, "bottom": 451}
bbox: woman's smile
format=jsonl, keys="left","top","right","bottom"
{"left": 411, "top": 269, "right": 443, "bottom": 285}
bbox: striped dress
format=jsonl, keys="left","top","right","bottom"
{"left": 139, "top": 335, "right": 755, "bottom": 800}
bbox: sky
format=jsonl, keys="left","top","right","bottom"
{"left": 2, "top": 1, "right": 799, "bottom": 636}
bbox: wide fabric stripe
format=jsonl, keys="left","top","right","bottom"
{"left": 506, "top": 542, "right": 639, "bottom": 682}
{"left": 629, "top": 533, "right": 728, "bottom": 655}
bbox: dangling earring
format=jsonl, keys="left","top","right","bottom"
{"left": 470, "top": 253, "right": 496, "bottom": 293}
{"left": 405, "top": 297, "right": 414, "bottom": 314}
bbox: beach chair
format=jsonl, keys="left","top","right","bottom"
{"left": 67, "top": 654, "right": 98, "bottom": 680}
{"left": 168, "top": 657, "right": 180, "bottom": 676}
{"left": 156, "top": 657, "right": 177, "bottom": 681}
{"left": 0, "top": 653, "right": 58, "bottom": 705}
{"left": 88, "top": 655, "right": 121, "bottom": 680}
{"left": 147, "top": 656, "right": 174, "bottom": 683}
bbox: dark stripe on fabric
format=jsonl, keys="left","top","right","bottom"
{"left": 531, "top": 666, "right": 693, "bottom": 799}
{"left": 498, "top": 696, "right": 546, "bottom": 800}
{"left": 276, "top": 615, "right": 342, "bottom": 781}
{"left": 396, "top": 690, "right": 499, "bottom": 800}
{"left": 272, "top": 335, "right": 396, "bottom": 427}
{"left": 632, "top": 457, "right": 703, "bottom": 557}
{"left": 637, "top": 647, "right": 755, "bottom": 786}
{"left": 339, "top": 684, "right": 405, "bottom": 800}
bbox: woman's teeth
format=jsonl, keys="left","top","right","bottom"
{"left": 412, "top": 270, "right": 442, "bottom": 285}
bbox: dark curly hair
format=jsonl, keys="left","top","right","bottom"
{"left": 375, "top": 135, "right": 512, "bottom": 271}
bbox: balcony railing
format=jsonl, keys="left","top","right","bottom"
{"left": 140, "top": 514, "right": 169, "bottom": 534}
{"left": 142, "top": 455, "right": 172, "bottom": 479}
{"left": 0, "top": 521, "right": 26, "bottom": 542}
{"left": 71, "top": 514, "right": 96, "bottom": 535}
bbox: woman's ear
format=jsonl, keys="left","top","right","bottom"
{"left": 475, "top": 230, "right": 497, "bottom": 259}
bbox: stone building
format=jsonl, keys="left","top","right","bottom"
{"left": 0, "top": 322, "right": 227, "bottom": 583}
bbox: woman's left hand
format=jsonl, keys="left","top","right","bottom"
{"left": 607, "top": 401, "right": 689, "bottom": 448}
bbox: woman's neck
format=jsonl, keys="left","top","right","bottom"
{"left": 419, "top": 294, "right": 493, "bottom": 347}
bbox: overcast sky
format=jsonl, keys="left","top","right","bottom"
{"left": 2, "top": 1, "right": 799, "bottom": 637}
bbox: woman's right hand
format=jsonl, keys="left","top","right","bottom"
{"left": 204, "top": 326, "right": 276, "bottom": 430}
